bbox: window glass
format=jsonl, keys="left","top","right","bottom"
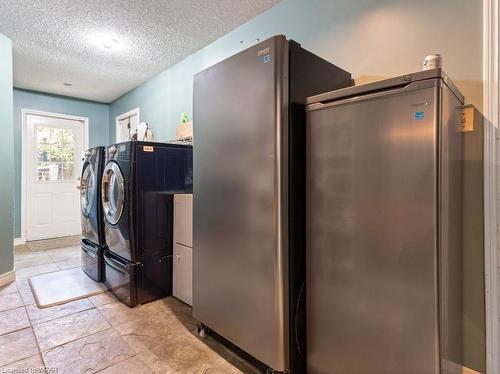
{"left": 80, "top": 164, "right": 95, "bottom": 215}
{"left": 36, "top": 126, "right": 76, "bottom": 181}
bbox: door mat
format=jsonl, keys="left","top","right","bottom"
{"left": 26, "top": 235, "right": 81, "bottom": 251}
{"left": 29, "top": 267, "right": 107, "bottom": 308}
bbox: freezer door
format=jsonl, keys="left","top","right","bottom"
{"left": 307, "top": 81, "right": 441, "bottom": 374}
{"left": 193, "top": 36, "right": 289, "bottom": 370}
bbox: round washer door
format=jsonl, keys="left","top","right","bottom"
{"left": 102, "top": 161, "right": 125, "bottom": 225}
{"left": 80, "top": 162, "right": 96, "bottom": 216}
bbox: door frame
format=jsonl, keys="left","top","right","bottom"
{"left": 483, "top": 0, "right": 499, "bottom": 372}
{"left": 20, "top": 109, "right": 89, "bottom": 243}
{"left": 115, "top": 107, "right": 140, "bottom": 143}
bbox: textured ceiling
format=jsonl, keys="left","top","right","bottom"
{"left": 0, "top": 0, "right": 280, "bottom": 102}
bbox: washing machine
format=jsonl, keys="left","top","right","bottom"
{"left": 79, "top": 146, "right": 106, "bottom": 282}
{"left": 101, "top": 141, "right": 193, "bottom": 307}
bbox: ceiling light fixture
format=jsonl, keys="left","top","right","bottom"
{"left": 102, "top": 36, "right": 119, "bottom": 49}
{"left": 89, "top": 32, "right": 123, "bottom": 52}
{"left": 63, "top": 82, "right": 72, "bottom": 86}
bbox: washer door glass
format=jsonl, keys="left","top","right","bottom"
{"left": 102, "top": 161, "right": 125, "bottom": 225}
{"left": 80, "top": 163, "right": 96, "bottom": 216}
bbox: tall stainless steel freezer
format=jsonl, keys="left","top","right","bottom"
{"left": 193, "top": 35, "right": 352, "bottom": 372}
{"left": 306, "top": 69, "right": 464, "bottom": 374}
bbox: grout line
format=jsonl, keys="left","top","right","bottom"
{"left": 0, "top": 304, "right": 43, "bottom": 368}
{"left": 36, "top": 322, "right": 113, "bottom": 355}
{"left": 0, "top": 291, "right": 24, "bottom": 313}
{"left": 11, "top": 244, "right": 92, "bottom": 370}
{"left": 0, "top": 305, "right": 30, "bottom": 335}
{"left": 19, "top": 283, "right": 48, "bottom": 370}
{"left": 20, "top": 274, "right": 106, "bottom": 365}
{"left": 93, "top": 301, "right": 113, "bottom": 322}
{"left": 39, "top": 327, "right": 132, "bottom": 374}
{"left": 0, "top": 305, "right": 26, "bottom": 314}
{"left": 10, "top": 246, "right": 258, "bottom": 373}
{"left": 202, "top": 360, "right": 227, "bottom": 374}
{"left": 86, "top": 326, "right": 137, "bottom": 374}
{"left": 0, "top": 328, "right": 41, "bottom": 368}
{"left": 27, "top": 301, "right": 95, "bottom": 326}
{"left": 1, "top": 353, "right": 45, "bottom": 369}
{"left": 92, "top": 355, "right": 139, "bottom": 374}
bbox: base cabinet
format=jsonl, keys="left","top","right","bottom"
{"left": 173, "top": 243, "right": 193, "bottom": 305}
{"left": 173, "top": 194, "right": 193, "bottom": 305}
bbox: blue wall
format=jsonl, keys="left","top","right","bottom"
{"left": 110, "top": 0, "right": 482, "bottom": 142}
{"left": 13, "top": 89, "right": 110, "bottom": 238}
{"left": 0, "top": 34, "right": 14, "bottom": 275}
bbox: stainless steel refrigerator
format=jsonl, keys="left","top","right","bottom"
{"left": 193, "top": 35, "right": 352, "bottom": 372}
{"left": 306, "top": 69, "right": 464, "bottom": 373}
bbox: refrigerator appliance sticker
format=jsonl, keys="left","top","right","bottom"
{"left": 257, "top": 47, "right": 271, "bottom": 63}
{"left": 257, "top": 47, "right": 270, "bottom": 56}
{"left": 415, "top": 111, "right": 425, "bottom": 120}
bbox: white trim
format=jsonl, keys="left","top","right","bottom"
{"left": 115, "top": 107, "right": 140, "bottom": 143}
{"left": 20, "top": 109, "right": 89, "bottom": 244}
{"left": 0, "top": 270, "right": 16, "bottom": 288}
{"left": 13, "top": 238, "right": 25, "bottom": 246}
{"left": 483, "top": 0, "right": 499, "bottom": 372}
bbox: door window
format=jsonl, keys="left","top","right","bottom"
{"left": 116, "top": 108, "right": 139, "bottom": 142}
{"left": 36, "top": 126, "right": 75, "bottom": 181}
{"left": 80, "top": 163, "right": 95, "bottom": 216}
{"left": 102, "top": 161, "right": 125, "bottom": 225}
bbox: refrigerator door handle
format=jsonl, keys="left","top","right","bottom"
{"left": 272, "top": 37, "right": 289, "bottom": 370}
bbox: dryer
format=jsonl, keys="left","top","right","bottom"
{"left": 80, "top": 146, "right": 106, "bottom": 282}
{"left": 101, "top": 141, "right": 193, "bottom": 307}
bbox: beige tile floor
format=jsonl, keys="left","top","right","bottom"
{"left": 0, "top": 245, "right": 262, "bottom": 373}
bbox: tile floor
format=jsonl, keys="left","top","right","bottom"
{"left": 0, "top": 244, "right": 262, "bottom": 373}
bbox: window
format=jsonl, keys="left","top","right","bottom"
{"left": 36, "top": 126, "right": 75, "bottom": 181}
{"left": 116, "top": 108, "right": 140, "bottom": 142}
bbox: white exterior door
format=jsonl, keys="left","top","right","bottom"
{"left": 25, "top": 114, "right": 86, "bottom": 241}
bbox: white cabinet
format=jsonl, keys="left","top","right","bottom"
{"left": 173, "top": 194, "right": 192, "bottom": 247}
{"left": 173, "top": 194, "right": 193, "bottom": 305}
{"left": 173, "top": 243, "right": 193, "bottom": 306}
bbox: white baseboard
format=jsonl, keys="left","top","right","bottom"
{"left": 14, "top": 238, "right": 25, "bottom": 246}
{"left": 0, "top": 270, "right": 16, "bottom": 288}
